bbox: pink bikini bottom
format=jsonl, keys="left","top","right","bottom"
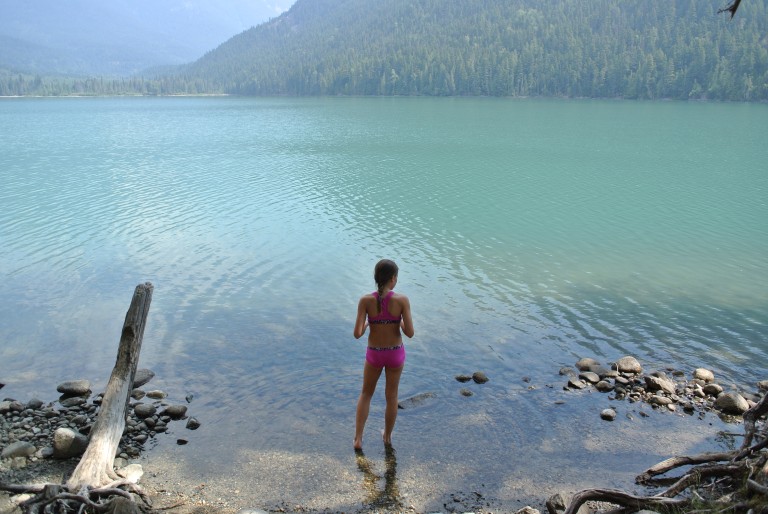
{"left": 365, "top": 344, "right": 406, "bottom": 369}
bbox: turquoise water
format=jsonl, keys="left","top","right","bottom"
{"left": 1, "top": 97, "right": 767, "bottom": 509}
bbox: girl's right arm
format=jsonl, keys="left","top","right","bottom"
{"left": 353, "top": 297, "right": 368, "bottom": 339}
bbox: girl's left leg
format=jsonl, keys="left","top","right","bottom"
{"left": 354, "top": 361, "right": 383, "bottom": 450}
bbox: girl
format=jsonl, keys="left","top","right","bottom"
{"left": 353, "top": 259, "right": 414, "bottom": 450}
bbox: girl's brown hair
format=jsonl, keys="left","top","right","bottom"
{"left": 374, "top": 259, "right": 399, "bottom": 313}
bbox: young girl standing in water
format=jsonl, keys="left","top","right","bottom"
{"left": 353, "top": 259, "right": 414, "bottom": 450}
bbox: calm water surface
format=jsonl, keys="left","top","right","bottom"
{"left": 1, "top": 97, "right": 766, "bottom": 510}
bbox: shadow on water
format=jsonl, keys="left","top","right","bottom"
{"left": 355, "top": 446, "right": 402, "bottom": 511}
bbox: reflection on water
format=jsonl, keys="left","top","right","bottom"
{"left": 356, "top": 446, "right": 401, "bottom": 511}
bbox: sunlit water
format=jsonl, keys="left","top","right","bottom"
{"left": 1, "top": 97, "right": 766, "bottom": 511}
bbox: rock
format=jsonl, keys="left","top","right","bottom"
{"left": 558, "top": 367, "right": 576, "bottom": 377}
{"left": 53, "top": 427, "right": 89, "bottom": 459}
{"left": 693, "top": 368, "right": 715, "bottom": 383}
{"left": 757, "top": 380, "right": 768, "bottom": 391}
{"left": 579, "top": 372, "right": 600, "bottom": 384}
{"left": 455, "top": 374, "right": 472, "bottom": 382}
{"left": 595, "top": 380, "right": 614, "bottom": 392}
{"left": 0, "top": 400, "right": 24, "bottom": 413}
{"left": 546, "top": 492, "right": 590, "bottom": 514}
{"left": 644, "top": 375, "right": 676, "bottom": 395}
{"left": 575, "top": 358, "right": 599, "bottom": 371}
{"left": 26, "top": 398, "right": 44, "bottom": 410}
{"left": 1, "top": 441, "right": 37, "bottom": 459}
{"left": 59, "top": 396, "right": 86, "bottom": 408}
{"left": 614, "top": 356, "right": 642, "bottom": 374}
{"left": 176, "top": 438, "right": 189, "bottom": 445}
{"left": 714, "top": 392, "right": 750, "bottom": 415}
{"left": 133, "top": 369, "right": 155, "bottom": 388}
{"left": 649, "top": 395, "right": 673, "bottom": 406}
{"left": 567, "top": 378, "right": 587, "bottom": 389}
{"left": 131, "top": 389, "right": 146, "bottom": 400}
{"left": 186, "top": 417, "right": 201, "bottom": 430}
{"left": 56, "top": 380, "right": 91, "bottom": 396}
{"left": 116, "top": 463, "right": 144, "bottom": 483}
{"left": 397, "top": 392, "right": 437, "bottom": 409}
{"left": 703, "top": 383, "right": 724, "bottom": 396}
{"left": 601, "top": 408, "right": 617, "bottom": 421}
{"left": 162, "top": 405, "right": 188, "bottom": 419}
{"left": 237, "top": 509, "right": 270, "bottom": 514}
{"left": 146, "top": 390, "right": 167, "bottom": 399}
{"left": 515, "top": 507, "right": 540, "bottom": 514}
{"left": 460, "top": 388, "right": 473, "bottom": 397}
{"left": 472, "top": 371, "right": 489, "bottom": 384}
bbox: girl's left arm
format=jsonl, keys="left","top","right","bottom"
{"left": 400, "top": 296, "right": 414, "bottom": 338}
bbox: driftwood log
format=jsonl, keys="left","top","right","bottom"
{"left": 553, "top": 392, "right": 768, "bottom": 514}
{"left": 1, "top": 282, "right": 153, "bottom": 514}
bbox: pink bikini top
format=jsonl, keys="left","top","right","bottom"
{"left": 368, "top": 291, "right": 402, "bottom": 325}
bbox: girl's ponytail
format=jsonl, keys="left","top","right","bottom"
{"left": 373, "top": 259, "right": 399, "bottom": 314}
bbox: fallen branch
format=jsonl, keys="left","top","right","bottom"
{"left": 559, "top": 488, "right": 689, "bottom": 514}
{"left": 636, "top": 452, "right": 735, "bottom": 484}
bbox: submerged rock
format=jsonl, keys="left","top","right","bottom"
{"left": 472, "top": 371, "right": 489, "bottom": 384}
{"left": 693, "top": 368, "right": 715, "bottom": 383}
{"left": 397, "top": 392, "right": 437, "bottom": 409}
{"left": 133, "top": 369, "right": 155, "bottom": 388}
{"left": 575, "top": 358, "right": 600, "bottom": 371}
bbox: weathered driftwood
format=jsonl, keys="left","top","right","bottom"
{"left": 1, "top": 283, "right": 154, "bottom": 514}
{"left": 67, "top": 282, "right": 153, "bottom": 491}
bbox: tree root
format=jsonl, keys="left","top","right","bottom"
{"left": 1, "top": 481, "right": 152, "bottom": 514}
{"left": 552, "top": 390, "right": 768, "bottom": 514}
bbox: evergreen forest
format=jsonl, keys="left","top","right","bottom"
{"left": 2, "top": 0, "right": 767, "bottom": 101}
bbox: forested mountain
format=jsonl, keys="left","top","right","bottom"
{"left": 174, "top": 0, "right": 767, "bottom": 100}
{"left": 3, "top": 0, "right": 767, "bottom": 100}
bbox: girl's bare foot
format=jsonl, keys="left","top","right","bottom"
{"left": 353, "top": 437, "right": 363, "bottom": 451}
{"left": 382, "top": 429, "right": 393, "bottom": 446}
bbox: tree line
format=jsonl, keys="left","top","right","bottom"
{"left": 2, "top": 0, "right": 767, "bottom": 101}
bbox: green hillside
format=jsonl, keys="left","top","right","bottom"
{"left": 3, "top": 0, "right": 767, "bottom": 100}
{"left": 172, "top": 0, "right": 768, "bottom": 100}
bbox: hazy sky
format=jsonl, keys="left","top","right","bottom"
{"left": 0, "top": 0, "right": 300, "bottom": 73}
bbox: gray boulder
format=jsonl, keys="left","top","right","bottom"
{"left": 644, "top": 375, "right": 676, "bottom": 395}
{"left": 575, "top": 358, "right": 599, "bottom": 371}
{"left": 134, "top": 403, "right": 157, "bottom": 419}
{"left": 56, "top": 380, "right": 91, "bottom": 396}
{"left": 162, "top": 405, "right": 188, "bottom": 420}
{"left": 53, "top": 427, "right": 89, "bottom": 459}
{"left": 133, "top": 369, "right": 155, "bottom": 388}
{"left": 614, "top": 356, "right": 642, "bottom": 374}
{"left": 714, "top": 393, "right": 750, "bottom": 415}
{"left": 693, "top": 368, "right": 715, "bottom": 383}
{"left": 1, "top": 441, "right": 36, "bottom": 459}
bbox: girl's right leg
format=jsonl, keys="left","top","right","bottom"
{"left": 354, "top": 360, "right": 383, "bottom": 450}
{"left": 382, "top": 364, "right": 403, "bottom": 446}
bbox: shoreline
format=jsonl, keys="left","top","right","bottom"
{"left": 3, "top": 357, "right": 766, "bottom": 513}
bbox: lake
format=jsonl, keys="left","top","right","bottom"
{"left": 1, "top": 96, "right": 766, "bottom": 511}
